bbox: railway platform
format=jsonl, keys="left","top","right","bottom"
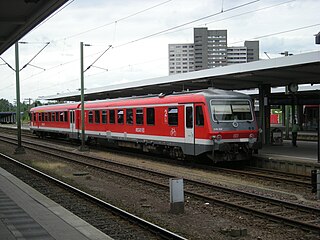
{"left": 254, "top": 140, "right": 320, "bottom": 175}
{"left": 0, "top": 167, "right": 112, "bottom": 240}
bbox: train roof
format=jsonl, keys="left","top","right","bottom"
{"left": 30, "top": 88, "right": 251, "bottom": 111}
{"left": 30, "top": 102, "right": 80, "bottom": 112}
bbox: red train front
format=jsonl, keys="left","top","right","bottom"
{"left": 30, "top": 88, "right": 259, "bottom": 163}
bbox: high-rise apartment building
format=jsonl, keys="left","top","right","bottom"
{"left": 168, "top": 43, "right": 194, "bottom": 75}
{"left": 244, "top": 41, "right": 259, "bottom": 62}
{"left": 194, "top": 28, "right": 227, "bottom": 70}
{"left": 227, "top": 46, "right": 248, "bottom": 64}
{"left": 168, "top": 28, "right": 259, "bottom": 75}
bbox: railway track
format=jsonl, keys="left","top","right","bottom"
{"left": 1, "top": 126, "right": 312, "bottom": 189}
{"left": 0, "top": 134, "right": 319, "bottom": 236}
{"left": 210, "top": 166, "right": 311, "bottom": 189}
{"left": 0, "top": 152, "right": 186, "bottom": 240}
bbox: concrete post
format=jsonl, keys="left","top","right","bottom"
{"left": 258, "top": 84, "right": 271, "bottom": 145}
{"left": 169, "top": 178, "right": 184, "bottom": 214}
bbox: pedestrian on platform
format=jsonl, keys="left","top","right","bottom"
{"left": 291, "top": 120, "right": 300, "bottom": 147}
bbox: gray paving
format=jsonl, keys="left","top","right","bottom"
{"left": 0, "top": 167, "right": 112, "bottom": 240}
{"left": 258, "top": 140, "right": 318, "bottom": 163}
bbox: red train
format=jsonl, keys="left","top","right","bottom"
{"left": 29, "top": 88, "right": 259, "bottom": 162}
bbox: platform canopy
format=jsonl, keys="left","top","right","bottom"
{"left": 44, "top": 51, "right": 320, "bottom": 102}
{"left": 0, "top": 0, "right": 68, "bottom": 55}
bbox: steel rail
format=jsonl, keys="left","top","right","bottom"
{"left": 1, "top": 135, "right": 319, "bottom": 235}
{"left": 0, "top": 152, "right": 187, "bottom": 240}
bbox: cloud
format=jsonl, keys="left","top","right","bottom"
{"left": 0, "top": 0, "right": 319, "bottom": 103}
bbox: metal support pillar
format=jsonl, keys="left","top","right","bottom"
{"left": 14, "top": 42, "right": 25, "bottom": 154}
{"left": 79, "top": 42, "right": 89, "bottom": 152}
{"left": 258, "top": 84, "right": 271, "bottom": 145}
{"left": 318, "top": 104, "right": 320, "bottom": 163}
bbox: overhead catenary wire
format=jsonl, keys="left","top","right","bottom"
{"left": 20, "top": 42, "right": 50, "bottom": 71}
{"left": 56, "top": 0, "right": 173, "bottom": 42}
{"left": 114, "top": 0, "right": 260, "bottom": 48}
{"left": 0, "top": 1, "right": 305, "bottom": 82}
{"left": 29, "top": 0, "right": 76, "bottom": 34}
{"left": 0, "top": 0, "right": 316, "bottom": 98}
{"left": 229, "top": 23, "right": 320, "bottom": 45}
{"left": 84, "top": 45, "right": 112, "bottom": 72}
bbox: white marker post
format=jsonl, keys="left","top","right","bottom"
{"left": 317, "top": 170, "right": 320, "bottom": 200}
{"left": 169, "top": 178, "right": 184, "bottom": 214}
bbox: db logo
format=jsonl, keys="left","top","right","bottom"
{"left": 233, "top": 134, "right": 239, "bottom": 138}
{"left": 170, "top": 128, "right": 177, "bottom": 137}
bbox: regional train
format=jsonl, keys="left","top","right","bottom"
{"left": 29, "top": 88, "right": 259, "bottom": 162}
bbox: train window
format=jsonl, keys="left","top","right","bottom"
{"left": 126, "top": 109, "right": 133, "bottom": 125}
{"left": 44, "top": 113, "right": 48, "bottom": 122}
{"left": 60, "top": 112, "right": 64, "bottom": 122}
{"left": 186, "top": 107, "right": 193, "bottom": 128}
{"left": 102, "top": 110, "right": 107, "bottom": 124}
{"left": 117, "top": 109, "right": 124, "bottom": 124}
{"left": 42, "top": 112, "right": 45, "bottom": 122}
{"left": 88, "top": 111, "right": 93, "bottom": 123}
{"left": 146, "top": 108, "right": 155, "bottom": 125}
{"left": 109, "top": 110, "right": 115, "bottom": 124}
{"left": 196, "top": 106, "right": 204, "bottom": 126}
{"left": 211, "top": 100, "right": 253, "bottom": 121}
{"left": 33, "top": 113, "right": 36, "bottom": 121}
{"left": 39, "top": 113, "right": 42, "bottom": 122}
{"left": 95, "top": 110, "right": 100, "bottom": 124}
{"left": 136, "top": 108, "right": 143, "bottom": 125}
{"left": 64, "top": 111, "right": 68, "bottom": 122}
{"left": 70, "top": 111, "right": 74, "bottom": 124}
{"left": 56, "top": 112, "right": 59, "bottom": 122}
{"left": 168, "top": 107, "right": 178, "bottom": 126}
{"left": 51, "top": 112, "right": 55, "bottom": 122}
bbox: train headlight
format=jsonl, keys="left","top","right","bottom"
{"left": 216, "top": 134, "right": 222, "bottom": 141}
{"left": 249, "top": 133, "right": 255, "bottom": 143}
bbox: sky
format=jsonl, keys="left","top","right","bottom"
{"left": 0, "top": 0, "right": 319, "bottom": 103}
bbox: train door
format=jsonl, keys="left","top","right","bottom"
{"left": 185, "top": 104, "right": 195, "bottom": 155}
{"left": 69, "top": 110, "right": 76, "bottom": 138}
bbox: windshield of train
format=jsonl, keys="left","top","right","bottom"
{"left": 210, "top": 99, "right": 253, "bottom": 122}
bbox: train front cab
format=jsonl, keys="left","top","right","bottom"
{"left": 208, "top": 98, "right": 259, "bottom": 162}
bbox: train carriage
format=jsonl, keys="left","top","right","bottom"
{"left": 30, "top": 88, "right": 259, "bottom": 162}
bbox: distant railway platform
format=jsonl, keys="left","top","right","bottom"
{"left": 0, "top": 166, "right": 112, "bottom": 240}
{"left": 254, "top": 140, "right": 320, "bottom": 175}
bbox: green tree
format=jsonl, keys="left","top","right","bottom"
{"left": 0, "top": 98, "right": 13, "bottom": 112}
